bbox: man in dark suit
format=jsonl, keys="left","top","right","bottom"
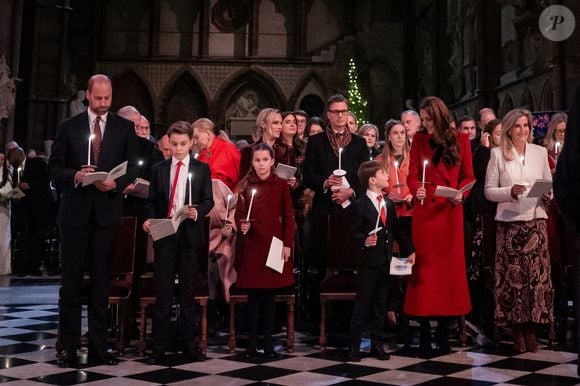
{"left": 348, "top": 160, "right": 415, "bottom": 361}
{"left": 142, "top": 121, "right": 213, "bottom": 365}
{"left": 302, "top": 94, "right": 369, "bottom": 319}
{"left": 7, "top": 147, "right": 55, "bottom": 276}
{"left": 553, "top": 85, "right": 580, "bottom": 376}
{"left": 49, "top": 74, "right": 138, "bottom": 368}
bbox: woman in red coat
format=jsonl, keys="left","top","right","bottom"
{"left": 235, "top": 143, "right": 295, "bottom": 359}
{"left": 404, "top": 96, "right": 475, "bottom": 355}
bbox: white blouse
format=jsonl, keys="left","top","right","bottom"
{"left": 484, "top": 144, "right": 552, "bottom": 222}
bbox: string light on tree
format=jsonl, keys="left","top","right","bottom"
{"left": 347, "top": 58, "right": 368, "bottom": 123}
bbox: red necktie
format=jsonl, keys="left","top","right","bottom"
{"left": 167, "top": 161, "right": 183, "bottom": 218}
{"left": 93, "top": 116, "right": 102, "bottom": 165}
{"left": 377, "top": 194, "right": 386, "bottom": 225}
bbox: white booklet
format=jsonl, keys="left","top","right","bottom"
{"left": 274, "top": 163, "right": 297, "bottom": 180}
{"left": 389, "top": 257, "right": 412, "bottom": 276}
{"left": 149, "top": 206, "right": 189, "bottom": 241}
{"left": 265, "top": 236, "right": 284, "bottom": 274}
{"left": 6, "top": 187, "right": 25, "bottom": 199}
{"left": 434, "top": 180, "right": 476, "bottom": 198}
{"left": 129, "top": 178, "right": 150, "bottom": 199}
{"left": 526, "top": 179, "right": 552, "bottom": 198}
{"left": 82, "top": 161, "right": 128, "bottom": 187}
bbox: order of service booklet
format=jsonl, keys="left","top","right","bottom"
{"left": 82, "top": 161, "right": 128, "bottom": 187}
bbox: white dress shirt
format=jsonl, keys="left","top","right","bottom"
{"left": 484, "top": 144, "right": 552, "bottom": 222}
{"left": 87, "top": 109, "right": 108, "bottom": 138}
{"left": 169, "top": 154, "right": 190, "bottom": 217}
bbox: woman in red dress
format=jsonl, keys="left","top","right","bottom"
{"left": 235, "top": 143, "right": 295, "bottom": 358}
{"left": 404, "top": 96, "right": 475, "bottom": 355}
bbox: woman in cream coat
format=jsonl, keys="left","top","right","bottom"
{"left": 485, "top": 108, "right": 553, "bottom": 353}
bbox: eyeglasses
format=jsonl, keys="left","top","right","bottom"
{"left": 328, "top": 109, "right": 349, "bottom": 116}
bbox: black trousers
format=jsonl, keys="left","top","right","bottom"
{"left": 350, "top": 265, "right": 388, "bottom": 339}
{"left": 59, "top": 220, "right": 115, "bottom": 351}
{"left": 152, "top": 232, "right": 198, "bottom": 353}
{"left": 246, "top": 289, "right": 275, "bottom": 350}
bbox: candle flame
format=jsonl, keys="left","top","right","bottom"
{"left": 89, "top": 134, "right": 95, "bottom": 140}
{"left": 138, "top": 160, "right": 143, "bottom": 166}
{"left": 188, "top": 173, "right": 192, "bottom": 178}
{"left": 423, "top": 160, "right": 428, "bottom": 166}
{"left": 394, "top": 160, "right": 399, "bottom": 168}
{"left": 251, "top": 188, "right": 257, "bottom": 195}
{"left": 339, "top": 147, "right": 343, "bottom": 154}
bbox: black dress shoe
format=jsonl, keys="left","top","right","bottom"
{"left": 183, "top": 348, "right": 207, "bottom": 362}
{"left": 89, "top": 350, "right": 119, "bottom": 366}
{"left": 264, "top": 350, "right": 280, "bottom": 360}
{"left": 57, "top": 350, "right": 78, "bottom": 368}
{"left": 242, "top": 348, "right": 258, "bottom": 359}
{"left": 146, "top": 350, "right": 164, "bottom": 365}
{"left": 370, "top": 341, "right": 390, "bottom": 360}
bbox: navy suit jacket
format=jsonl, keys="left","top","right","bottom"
{"left": 349, "top": 194, "right": 414, "bottom": 267}
{"left": 49, "top": 111, "right": 139, "bottom": 228}
{"left": 144, "top": 157, "right": 214, "bottom": 248}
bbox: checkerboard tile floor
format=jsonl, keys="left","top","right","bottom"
{"left": 0, "top": 304, "right": 578, "bottom": 385}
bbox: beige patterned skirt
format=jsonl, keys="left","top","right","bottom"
{"left": 494, "top": 219, "right": 554, "bottom": 326}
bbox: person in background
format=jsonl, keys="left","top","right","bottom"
{"left": 459, "top": 116, "right": 479, "bottom": 153}
{"left": 304, "top": 117, "right": 324, "bottom": 139}
{"left": 401, "top": 110, "right": 421, "bottom": 144}
{"left": 404, "top": 96, "right": 474, "bottom": 356}
{"left": 376, "top": 119, "right": 414, "bottom": 338}
{"left": 235, "top": 143, "right": 295, "bottom": 359}
{"left": 295, "top": 110, "right": 308, "bottom": 140}
{"left": 347, "top": 112, "right": 358, "bottom": 134}
{"left": 239, "top": 108, "right": 282, "bottom": 179}
{"left": 544, "top": 112, "right": 568, "bottom": 171}
{"left": 358, "top": 123, "right": 381, "bottom": 159}
{"left": 0, "top": 151, "right": 14, "bottom": 275}
{"left": 484, "top": 108, "right": 553, "bottom": 353}
{"left": 157, "top": 134, "right": 172, "bottom": 160}
{"left": 478, "top": 108, "right": 497, "bottom": 135}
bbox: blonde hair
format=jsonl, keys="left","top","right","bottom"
{"left": 192, "top": 117, "right": 216, "bottom": 136}
{"left": 256, "top": 108, "right": 280, "bottom": 130}
{"left": 500, "top": 108, "right": 533, "bottom": 161}
{"left": 357, "top": 123, "right": 379, "bottom": 149}
{"left": 544, "top": 112, "right": 567, "bottom": 152}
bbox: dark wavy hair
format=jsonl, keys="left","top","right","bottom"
{"left": 419, "top": 96, "right": 460, "bottom": 166}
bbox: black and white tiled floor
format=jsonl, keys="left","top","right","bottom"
{"left": 0, "top": 286, "right": 579, "bottom": 385}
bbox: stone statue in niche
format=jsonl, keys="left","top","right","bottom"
{"left": 211, "top": 0, "right": 250, "bottom": 32}
{"left": 68, "top": 90, "right": 87, "bottom": 117}
{"left": 231, "top": 91, "right": 261, "bottom": 118}
{"left": 0, "top": 55, "right": 16, "bottom": 120}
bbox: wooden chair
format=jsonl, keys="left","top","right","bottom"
{"left": 227, "top": 285, "right": 295, "bottom": 353}
{"left": 137, "top": 218, "right": 210, "bottom": 355}
{"left": 319, "top": 213, "right": 358, "bottom": 351}
{"left": 55, "top": 216, "right": 138, "bottom": 354}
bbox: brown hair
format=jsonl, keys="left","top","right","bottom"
{"left": 419, "top": 96, "right": 460, "bottom": 166}
{"left": 166, "top": 121, "right": 193, "bottom": 139}
{"left": 325, "top": 94, "right": 348, "bottom": 111}
{"left": 237, "top": 143, "right": 276, "bottom": 191}
{"left": 545, "top": 112, "right": 568, "bottom": 152}
{"left": 381, "top": 119, "right": 410, "bottom": 162}
{"left": 358, "top": 160, "right": 386, "bottom": 189}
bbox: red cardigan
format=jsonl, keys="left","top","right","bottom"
{"left": 235, "top": 173, "right": 295, "bottom": 289}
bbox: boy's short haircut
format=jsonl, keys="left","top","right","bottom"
{"left": 166, "top": 121, "right": 193, "bottom": 138}
{"left": 358, "top": 160, "right": 386, "bottom": 189}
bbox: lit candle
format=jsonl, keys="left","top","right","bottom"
{"left": 188, "top": 173, "right": 192, "bottom": 207}
{"left": 394, "top": 160, "right": 400, "bottom": 192}
{"left": 519, "top": 155, "right": 525, "bottom": 183}
{"left": 17, "top": 167, "right": 22, "bottom": 184}
{"left": 375, "top": 199, "right": 383, "bottom": 229}
{"left": 421, "top": 160, "right": 428, "bottom": 205}
{"left": 138, "top": 160, "right": 144, "bottom": 167}
{"left": 555, "top": 142, "right": 560, "bottom": 156}
{"left": 338, "top": 147, "right": 343, "bottom": 170}
{"left": 246, "top": 189, "right": 257, "bottom": 221}
{"left": 224, "top": 194, "right": 232, "bottom": 221}
{"left": 87, "top": 134, "right": 94, "bottom": 166}
{"left": 194, "top": 152, "right": 199, "bottom": 159}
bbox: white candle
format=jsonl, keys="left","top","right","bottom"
{"left": 338, "top": 147, "right": 343, "bottom": 170}
{"left": 394, "top": 160, "right": 400, "bottom": 192}
{"left": 555, "top": 142, "right": 560, "bottom": 156}
{"left": 188, "top": 173, "right": 192, "bottom": 206}
{"left": 194, "top": 152, "right": 199, "bottom": 159}
{"left": 519, "top": 155, "right": 525, "bottom": 183}
{"left": 421, "top": 160, "right": 428, "bottom": 205}
{"left": 225, "top": 194, "right": 232, "bottom": 221}
{"left": 87, "top": 134, "right": 94, "bottom": 165}
{"left": 246, "top": 189, "right": 257, "bottom": 221}
{"left": 17, "top": 167, "right": 22, "bottom": 183}
{"left": 375, "top": 199, "right": 383, "bottom": 229}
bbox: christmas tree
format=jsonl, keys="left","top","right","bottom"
{"left": 347, "top": 58, "right": 368, "bottom": 123}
